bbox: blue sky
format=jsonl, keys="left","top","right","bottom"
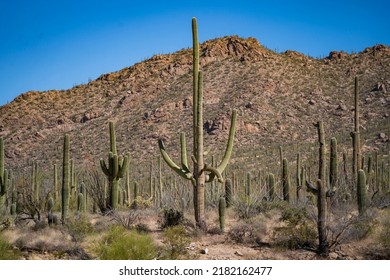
{"left": 0, "top": 0, "right": 389, "bottom": 106}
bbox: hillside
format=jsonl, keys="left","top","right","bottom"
{"left": 0, "top": 36, "right": 389, "bottom": 174}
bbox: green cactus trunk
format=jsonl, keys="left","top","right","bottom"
{"left": 357, "top": 169, "right": 367, "bottom": 216}
{"left": 33, "top": 161, "right": 39, "bottom": 203}
{"left": 282, "top": 158, "right": 290, "bottom": 202}
{"left": 329, "top": 137, "right": 338, "bottom": 193}
{"left": 0, "top": 138, "right": 8, "bottom": 215}
{"left": 61, "top": 134, "right": 70, "bottom": 224}
{"left": 267, "top": 173, "right": 275, "bottom": 201}
{"left": 317, "top": 179, "right": 328, "bottom": 256}
{"left": 225, "top": 178, "right": 232, "bottom": 208}
{"left": 218, "top": 197, "right": 226, "bottom": 232}
{"left": 352, "top": 77, "right": 361, "bottom": 188}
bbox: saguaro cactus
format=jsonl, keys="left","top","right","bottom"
{"left": 225, "top": 178, "right": 232, "bottom": 208}
{"left": 306, "top": 121, "right": 335, "bottom": 256}
{"left": 267, "top": 173, "right": 275, "bottom": 201}
{"left": 61, "top": 134, "right": 70, "bottom": 223}
{"left": 100, "top": 121, "right": 129, "bottom": 211}
{"left": 218, "top": 197, "right": 226, "bottom": 232}
{"left": 351, "top": 77, "right": 361, "bottom": 187}
{"left": 282, "top": 158, "right": 290, "bottom": 202}
{"left": 357, "top": 169, "right": 367, "bottom": 216}
{"left": 329, "top": 137, "right": 338, "bottom": 192}
{"left": 158, "top": 18, "right": 237, "bottom": 230}
{"left": 0, "top": 138, "right": 8, "bottom": 213}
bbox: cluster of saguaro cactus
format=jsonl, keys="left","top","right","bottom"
{"left": 158, "top": 18, "right": 237, "bottom": 230}
{"left": 100, "top": 121, "right": 129, "bottom": 211}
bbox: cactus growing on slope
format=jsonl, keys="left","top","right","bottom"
{"left": 100, "top": 121, "right": 129, "bottom": 211}
{"left": 158, "top": 18, "right": 237, "bottom": 230}
{"left": 61, "top": 134, "right": 70, "bottom": 224}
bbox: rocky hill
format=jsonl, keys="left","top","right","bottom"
{"left": 0, "top": 36, "right": 389, "bottom": 174}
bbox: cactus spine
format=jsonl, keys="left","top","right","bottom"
{"left": 61, "top": 134, "right": 70, "bottom": 223}
{"left": 158, "top": 18, "right": 237, "bottom": 230}
{"left": 100, "top": 121, "right": 129, "bottom": 211}
{"left": 357, "top": 169, "right": 367, "bottom": 216}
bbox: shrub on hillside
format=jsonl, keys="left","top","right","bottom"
{"left": 94, "top": 225, "right": 157, "bottom": 260}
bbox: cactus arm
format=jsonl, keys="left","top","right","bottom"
{"left": 216, "top": 109, "right": 237, "bottom": 174}
{"left": 109, "top": 121, "right": 117, "bottom": 155}
{"left": 117, "top": 154, "right": 129, "bottom": 179}
{"left": 204, "top": 164, "right": 223, "bottom": 183}
{"left": 180, "top": 132, "right": 189, "bottom": 171}
{"left": 306, "top": 180, "right": 319, "bottom": 194}
{"left": 158, "top": 139, "right": 193, "bottom": 180}
{"left": 100, "top": 159, "right": 110, "bottom": 178}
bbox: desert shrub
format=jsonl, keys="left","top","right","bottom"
{"left": 161, "top": 225, "right": 192, "bottom": 260}
{"left": 378, "top": 210, "right": 390, "bottom": 248}
{"left": 273, "top": 206, "right": 317, "bottom": 250}
{"left": 111, "top": 210, "right": 140, "bottom": 230}
{"left": 94, "top": 225, "right": 157, "bottom": 260}
{"left": 228, "top": 217, "right": 267, "bottom": 245}
{"left": 31, "top": 220, "right": 48, "bottom": 231}
{"left": 135, "top": 223, "right": 150, "bottom": 233}
{"left": 348, "top": 215, "right": 377, "bottom": 240}
{"left": 208, "top": 226, "right": 223, "bottom": 235}
{"left": 0, "top": 233, "right": 20, "bottom": 260}
{"left": 160, "top": 208, "right": 183, "bottom": 228}
{"left": 65, "top": 216, "right": 94, "bottom": 243}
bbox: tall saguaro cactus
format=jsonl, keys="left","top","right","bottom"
{"left": 61, "top": 134, "right": 70, "bottom": 223}
{"left": 351, "top": 77, "right": 361, "bottom": 187}
{"left": 100, "top": 121, "right": 129, "bottom": 211}
{"left": 0, "top": 138, "right": 9, "bottom": 215}
{"left": 158, "top": 18, "right": 237, "bottom": 230}
{"left": 306, "top": 121, "right": 335, "bottom": 256}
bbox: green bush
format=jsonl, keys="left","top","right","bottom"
{"left": 66, "top": 216, "right": 94, "bottom": 243}
{"left": 273, "top": 207, "right": 317, "bottom": 250}
{"left": 94, "top": 225, "right": 157, "bottom": 260}
{"left": 379, "top": 211, "right": 390, "bottom": 248}
{"left": 161, "top": 225, "right": 191, "bottom": 260}
{"left": 0, "top": 233, "right": 20, "bottom": 260}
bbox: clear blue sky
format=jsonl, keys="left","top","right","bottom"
{"left": 1, "top": 0, "right": 389, "bottom": 106}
